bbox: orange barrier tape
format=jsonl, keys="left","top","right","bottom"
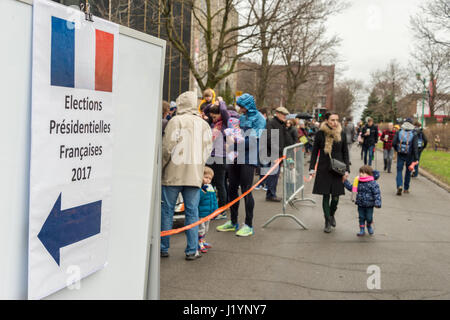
{"left": 160, "top": 156, "right": 286, "bottom": 237}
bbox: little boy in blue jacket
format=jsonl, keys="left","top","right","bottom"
{"left": 198, "top": 167, "right": 218, "bottom": 253}
{"left": 344, "top": 165, "right": 382, "bottom": 236}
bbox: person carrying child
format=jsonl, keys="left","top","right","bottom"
{"left": 344, "top": 165, "right": 381, "bottom": 237}
{"left": 198, "top": 167, "right": 218, "bottom": 253}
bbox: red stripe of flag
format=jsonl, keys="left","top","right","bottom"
{"left": 95, "top": 30, "right": 114, "bottom": 92}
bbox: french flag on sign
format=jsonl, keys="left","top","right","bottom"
{"left": 51, "top": 16, "right": 114, "bottom": 92}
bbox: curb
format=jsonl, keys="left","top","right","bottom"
{"left": 418, "top": 167, "right": 450, "bottom": 193}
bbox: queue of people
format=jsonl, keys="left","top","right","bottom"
{"left": 160, "top": 89, "right": 430, "bottom": 259}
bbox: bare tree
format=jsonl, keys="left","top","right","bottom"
{"left": 369, "top": 60, "right": 409, "bottom": 123}
{"left": 333, "top": 79, "right": 363, "bottom": 119}
{"left": 410, "top": 0, "right": 450, "bottom": 48}
{"left": 410, "top": 2, "right": 450, "bottom": 118}
{"left": 250, "top": 0, "right": 318, "bottom": 107}
{"left": 278, "top": 0, "right": 344, "bottom": 110}
{"left": 157, "top": 0, "right": 262, "bottom": 92}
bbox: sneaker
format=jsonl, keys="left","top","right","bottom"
{"left": 216, "top": 220, "right": 239, "bottom": 232}
{"left": 254, "top": 185, "right": 262, "bottom": 191}
{"left": 262, "top": 186, "right": 268, "bottom": 191}
{"left": 403, "top": 189, "right": 410, "bottom": 194}
{"left": 266, "top": 197, "right": 282, "bottom": 202}
{"left": 185, "top": 251, "right": 202, "bottom": 261}
{"left": 160, "top": 252, "right": 169, "bottom": 258}
{"left": 367, "top": 224, "right": 374, "bottom": 235}
{"left": 213, "top": 213, "right": 228, "bottom": 220}
{"left": 397, "top": 187, "right": 402, "bottom": 196}
{"left": 198, "top": 242, "right": 208, "bottom": 253}
{"left": 236, "top": 224, "right": 254, "bottom": 237}
{"left": 203, "top": 241, "right": 212, "bottom": 249}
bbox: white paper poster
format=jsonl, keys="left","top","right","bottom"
{"left": 29, "top": 0, "right": 118, "bottom": 299}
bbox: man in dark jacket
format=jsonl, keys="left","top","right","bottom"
{"left": 392, "top": 118, "right": 419, "bottom": 195}
{"left": 362, "top": 118, "right": 379, "bottom": 166}
{"left": 412, "top": 121, "right": 428, "bottom": 177}
{"left": 264, "top": 106, "right": 294, "bottom": 202}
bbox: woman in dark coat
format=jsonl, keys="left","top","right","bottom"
{"left": 309, "top": 112, "right": 350, "bottom": 233}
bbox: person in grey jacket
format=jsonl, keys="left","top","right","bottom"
{"left": 343, "top": 117, "right": 356, "bottom": 162}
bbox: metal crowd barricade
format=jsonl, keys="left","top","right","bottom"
{"left": 262, "top": 143, "right": 316, "bottom": 229}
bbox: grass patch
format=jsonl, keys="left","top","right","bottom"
{"left": 419, "top": 149, "right": 450, "bottom": 185}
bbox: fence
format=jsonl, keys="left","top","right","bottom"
{"left": 262, "top": 143, "right": 315, "bottom": 229}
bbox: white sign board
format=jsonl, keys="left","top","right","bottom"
{"left": 28, "top": 0, "right": 118, "bottom": 299}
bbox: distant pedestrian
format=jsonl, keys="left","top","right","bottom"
{"left": 161, "top": 91, "right": 213, "bottom": 260}
{"left": 361, "top": 118, "right": 379, "bottom": 166}
{"left": 162, "top": 100, "right": 170, "bottom": 135}
{"left": 197, "top": 166, "right": 218, "bottom": 253}
{"left": 434, "top": 135, "right": 440, "bottom": 151}
{"left": 286, "top": 119, "right": 299, "bottom": 144}
{"left": 309, "top": 112, "right": 350, "bottom": 233}
{"left": 255, "top": 108, "right": 269, "bottom": 191}
{"left": 344, "top": 165, "right": 381, "bottom": 237}
{"left": 412, "top": 121, "right": 428, "bottom": 177}
{"left": 392, "top": 118, "right": 419, "bottom": 196}
{"left": 264, "top": 106, "right": 294, "bottom": 202}
{"left": 343, "top": 117, "right": 356, "bottom": 163}
{"left": 381, "top": 122, "right": 395, "bottom": 173}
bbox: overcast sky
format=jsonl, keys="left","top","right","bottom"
{"left": 325, "top": 0, "right": 425, "bottom": 117}
{"left": 327, "top": 0, "right": 424, "bottom": 83}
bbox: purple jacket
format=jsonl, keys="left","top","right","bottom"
{"left": 204, "top": 101, "right": 230, "bottom": 158}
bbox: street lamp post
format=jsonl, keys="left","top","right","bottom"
{"left": 416, "top": 73, "right": 427, "bottom": 127}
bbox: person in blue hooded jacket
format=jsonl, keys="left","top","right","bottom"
{"left": 216, "top": 93, "right": 266, "bottom": 237}
{"left": 344, "top": 165, "right": 382, "bottom": 237}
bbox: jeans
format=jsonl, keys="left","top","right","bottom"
{"left": 358, "top": 206, "right": 374, "bottom": 227}
{"left": 383, "top": 149, "right": 394, "bottom": 172}
{"left": 209, "top": 161, "right": 228, "bottom": 208}
{"left": 413, "top": 150, "right": 423, "bottom": 176}
{"left": 265, "top": 163, "right": 280, "bottom": 199}
{"left": 363, "top": 145, "right": 374, "bottom": 166}
{"left": 227, "top": 164, "right": 255, "bottom": 227}
{"left": 161, "top": 186, "right": 200, "bottom": 255}
{"left": 396, "top": 154, "right": 413, "bottom": 190}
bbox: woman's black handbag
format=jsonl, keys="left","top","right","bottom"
{"left": 329, "top": 154, "right": 347, "bottom": 176}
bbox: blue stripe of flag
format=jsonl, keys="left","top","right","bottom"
{"left": 51, "top": 16, "right": 75, "bottom": 88}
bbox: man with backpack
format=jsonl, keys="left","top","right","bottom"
{"left": 412, "top": 121, "right": 428, "bottom": 177}
{"left": 392, "top": 118, "right": 419, "bottom": 196}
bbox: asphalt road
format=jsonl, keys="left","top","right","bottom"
{"left": 160, "top": 145, "right": 450, "bottom": 300}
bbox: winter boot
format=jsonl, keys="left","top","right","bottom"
{"left": 324, "top": 217, "right": 332, "bottom": 233}
{"left": 367, "top": 223, "right": 374, "bottom": 235}
{"left": 357, "top": 226, "right": 365, "bottom": 237}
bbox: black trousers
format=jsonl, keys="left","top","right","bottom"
{"left": 227, "top": 164, "right": 255, "bottom": 227}
{"left": 209, "top": 162, "right": 228, "bottom": 208}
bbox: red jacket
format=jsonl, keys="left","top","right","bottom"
{"left": 381, "top": 130, "right": 396, "bottom": 150}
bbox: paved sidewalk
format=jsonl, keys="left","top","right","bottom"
{"left": 160, "top": 145, "right": 450, "bottom": 300}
